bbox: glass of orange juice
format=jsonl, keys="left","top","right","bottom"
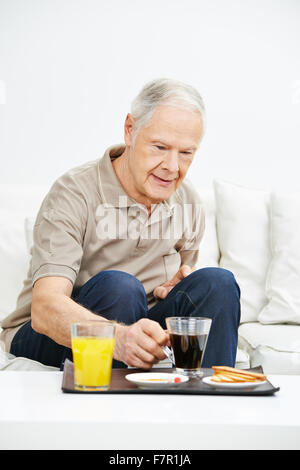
{"left": 71, "top": 320, "right": 116, "bottom": 391}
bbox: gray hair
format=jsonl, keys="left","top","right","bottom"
{"left": 130, "top": 78, "right": 206, "bottom": 143}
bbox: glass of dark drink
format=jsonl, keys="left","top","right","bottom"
{"left": 166, "top": 317, "right": 212, "bottom": 377}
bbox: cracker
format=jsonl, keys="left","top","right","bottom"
{"left": 212, "top": 366, "right": 266, "bottom": 381}
{"left": 211, "top": 366, "right": 267, "bottom": 383}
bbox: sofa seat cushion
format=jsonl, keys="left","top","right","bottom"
{"left": 235, "top": 347, "right": 250, "bottom": 369}
{"left": 0, "top": 352, "right": 59, "bottom": 371}
{"left": 238, "top": 322, "right": 300, "bottom": 375}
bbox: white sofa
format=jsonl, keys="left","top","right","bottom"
{"left": 0, "top": 180, "right": 299, "bottom": 374}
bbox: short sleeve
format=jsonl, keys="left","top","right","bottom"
{"left": 31, "top": 175, "right": 88, "bottom": 286}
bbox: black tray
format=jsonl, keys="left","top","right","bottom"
{"left": 61, "top": 359, "right": 280, "bottom": 396}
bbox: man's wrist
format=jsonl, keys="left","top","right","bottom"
{"left": 113, "top": 322, "right": 128, "bottom": 361}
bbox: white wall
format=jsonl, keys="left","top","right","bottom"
{"left": 0, "top": 0, "right": 300, "bottom": 192}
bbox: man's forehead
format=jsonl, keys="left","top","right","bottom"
{"left": 150, "top": 103, "right": 201, "bottom": 122}
{"left": 143, "top": 122, "right": 202, "bottom": 148}
{"left": 143, "top": 104, "right": 202, "bottom": 135}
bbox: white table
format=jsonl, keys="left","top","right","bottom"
{"left": 0, "top": 371, "right": 299, "bottom": 450}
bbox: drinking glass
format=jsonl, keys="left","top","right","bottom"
{"left": 71, "top": 320, "right": 115, "bottom": 391}
{"left": 165, "top": 317, "right": 212, "bottom": 377}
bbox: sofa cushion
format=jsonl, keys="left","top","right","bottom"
{"left": 213, "top": 179, "right": 271, "bottom": 323}
{"left": 0, "top": 210, "right": 30, "bottom": 320}
{"left": 238, "top": 322, "right": 300, "bottom": 374}
{"left": 258, "top": 191, "right": 300, "bottom": 324}
{"left": 0, "top": 184, "right": 49, "bottom": 321}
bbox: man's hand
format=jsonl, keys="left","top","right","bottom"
{"left": 153, "top": 265, "right": 196, "bottom": 300}
{"left": 113, "top": 318, "right": 169, "bottom": 369}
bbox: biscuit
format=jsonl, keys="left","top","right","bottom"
{"left": 211, "top": 366, "right": 266, "bottom": 383}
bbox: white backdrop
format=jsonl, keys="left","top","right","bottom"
{"left": 0, "top": 0, "right": 300, "bottom": 191}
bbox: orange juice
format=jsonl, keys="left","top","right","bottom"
{"left": 72, "top": 336, "right": 115, "bottom": 390}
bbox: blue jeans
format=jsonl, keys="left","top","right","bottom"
{"left": 10, "top": 268, "right": 240, "bottom": 369}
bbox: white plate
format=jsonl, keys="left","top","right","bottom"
{"left": 202, "top": 376, "right": 267, "bottom": 389}
{"left": 125, "top": 372, "right": 189, "bottom": 389}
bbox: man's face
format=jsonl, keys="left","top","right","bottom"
{"left": 124, "top": 104, "right": 203, "bottom": 205}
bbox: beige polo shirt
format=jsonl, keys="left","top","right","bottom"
{"left": 0, "top": 144, "right": 205, "bottom": 351}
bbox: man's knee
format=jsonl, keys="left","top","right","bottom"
{"left": 185, "top": 267, "right": 240, "bottom": 317}
{"left": 74, "top": 270, "right": 148, "bottom": 324}
{"left": 189, "top": 267, "right": 239, "bottom": 293}
{"left": 77, "top": 269, "right": 144, "bottom": 295}
{"left": 91, "top": 270, "right": 146, "bottom": 298}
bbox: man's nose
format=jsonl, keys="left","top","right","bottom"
{"left": 162, "top": 150, "right": 179, "bottom": 173}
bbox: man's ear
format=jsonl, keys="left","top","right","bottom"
{"left": 124, "top": 113, "right": 135, "bottom": 146}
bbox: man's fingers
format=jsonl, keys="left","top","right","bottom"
{"left": 181, "top": 265, "right": 192, "bottom": 277}
{"left": 121, "top": 319, "right": 168, "bottom": 369}
{"left": 133, "top": 344, "right": 161, "bottom": 365}
{"left": 137, "top": 319, "right": 169, "bottom": 360}
{"left": 164, "top": 330, "right": 171, "bottom": 347}
{"left": 178, "top": 264, "right": 195, "bottom": 279}
{"left": 136, "top": 334, "right": 167, "bottom": 362}
{"left": 153, "top": 286, "right": 164, "bottom": 299}
{"left": 130, "top": 354, "right": 157, "bottom": 370}
{"left": 135, "top": 344, "right": 165, "bottom": 365}
{"left": 153, "top": 266, "right": 197, "bottom": 300}
{"left": 139, "top": 319, "right": 168, "bottom": 345}
{"left": 167, "top": 265, "right": 195, "bottom": 285}
{"left": 153, "top": 285, "right": 170, "bottom": 299}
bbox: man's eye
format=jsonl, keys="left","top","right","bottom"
{"left": 156, "top": 145, "right": 165, "bottom": 150}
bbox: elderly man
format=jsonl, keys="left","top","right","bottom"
{"left": 0, "top": 78, "right": 240, "bottom": 369}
